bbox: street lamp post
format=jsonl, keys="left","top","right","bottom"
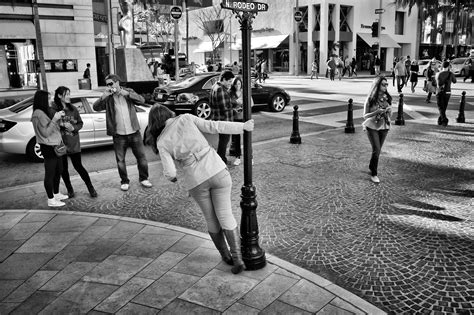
{"left": 221, "top": 0, "right": 267, "bottom": 271}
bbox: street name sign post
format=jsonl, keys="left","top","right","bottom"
{"left": 294, "top": 10, "right": 303, "bottom": 22}
{"left": 221, "top": 0, "right": 266, "bottom": 271}
{"left": 375, "top": 8, "right": 385, "bottom": 14}
{"left": 170, "top": 6, "right": 182, "bottom": 19}
{"left": 221, "top": 0, "right": 268, "bottom": 12}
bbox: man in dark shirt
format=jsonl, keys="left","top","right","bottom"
{"left": 83, "top": 63, "right": 91, "bottom": 79}
{"left": 210, "top": 70, "right": 235, "bottom": 164}
{"left": 435, "top": 61, "right": 457, "bottom": 126}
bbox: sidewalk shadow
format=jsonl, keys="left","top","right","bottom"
{"left": 390, "top": 203, "right": 464, "bottom": 222}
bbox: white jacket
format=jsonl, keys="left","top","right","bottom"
{"left": 157, "top": 114, "right": 244, "bottom": 190}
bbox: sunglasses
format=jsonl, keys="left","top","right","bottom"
{"left": 106, "top": 82, "right": 114, "bottom": 87}
{"left": 381, "top": 83, "right": 388, "bottom": 87}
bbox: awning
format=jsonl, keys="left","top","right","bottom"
{"left": 0, "top": 20, "right": 36, "bottom": 39}
{"left": 357, "top": 33, "right": 401, "bottom": 48}
{"left": 231, "top": 34, "right": 289, "bottom": 50}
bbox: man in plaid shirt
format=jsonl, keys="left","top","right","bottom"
{"left": 210, "top": 70, "right": 235, "bottom": 164}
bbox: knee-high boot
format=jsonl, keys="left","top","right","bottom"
{"left": 223, "top": 228, "right": 245, "bottom": 274}
{"left": 209, "top": 230, "right": 232, "bottom": 265}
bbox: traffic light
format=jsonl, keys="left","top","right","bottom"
{"left": 371, "top": 22, "right": 379, "bottom": 37}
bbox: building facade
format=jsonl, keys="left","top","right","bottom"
{"left": 184, "top": 0, "right": 422, "bottom": 75}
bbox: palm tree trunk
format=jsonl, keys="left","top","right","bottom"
{"left": 33, "top": 0, "right": 47, "bottom": 91}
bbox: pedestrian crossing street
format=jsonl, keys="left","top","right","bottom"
{"left": 261, "top": 77, "right": 470, "bottom": 127}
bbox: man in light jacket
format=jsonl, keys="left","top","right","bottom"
{"left": 93, "top": 74, "right": 152, "bottom": 191}
{"left": 394, "top": 58, "right": 407, "bottom": 93}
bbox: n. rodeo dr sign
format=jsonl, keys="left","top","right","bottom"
{"left": 221, "top": 0, "right": 268, "bottom": 12}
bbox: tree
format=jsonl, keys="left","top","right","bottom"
{"left": 194, "top": 5, "right": 231, "bottom": 63}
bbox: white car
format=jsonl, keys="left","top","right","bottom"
{"left": 450, "top": 57, "right": 471, "bottom": 77}
{"left": 0, "top": 91, "right": 151, "bottom": 162}
{"left": 417, "top": 59, "right": 442, "bottom": 77}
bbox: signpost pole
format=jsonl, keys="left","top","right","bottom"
{"left": 221, "top": 0, "right": 267, "bottom": 271}
{"left": 295, "top": 0, "right": 299, "bottom": 76}
{"left": 377, "top": 0, "right": 382, "bottom": 60}
{"left": 173, "top": 0, "right": 179, "bottom": 82}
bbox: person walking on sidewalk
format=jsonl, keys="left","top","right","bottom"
{"left": 310, "top": 60, "right": 318, "bottom": 79}
{"left": 424, "top": 62, "right": 437, "bottom": 103}
{"left": 362, "top": 76, "right": 393, "bottom": 184}
{"left": 463, "top": 57, "right": 474, "bottom": 83}
{"left": 394, "top": 57, "right": 407, "bottom": 93}
{"left": 210, "top": 70, "right": 235, "bottom": 164}
{"left": 326, "top": 56, "right": 337, "bottom": 81}
{"left": 145, "top": 105, "right": 255, "bottom": 274}
{"left": 51, "top": 86, "right": 97, "bottom": 198}
{"left": 31, "top": 90, "right": 69, "bottom": 207}
{"left": 374, "top": 55, "right": 381, "bottom": 75}
{"left": 404, "top": 56, "right": 411, "bottom": 86}
{"left": 435, "top": 61, "right": 457, "bottom": 126}
{"left": 351, "top": 57, "right": 357, "bottom": 77}
{"left": 409, "top": 59, "right": 419, "bottom": 93}
{"left": 93, "top": 74, "right": 152, "bottom": 191}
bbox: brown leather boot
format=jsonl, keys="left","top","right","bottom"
{"left": 223, "top": 228, "right": 245, "bottom": 274}
{"left": 209, "top": 230, "right": 232, "bottom": 265}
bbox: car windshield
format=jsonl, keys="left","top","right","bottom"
{"left": 168, "top": 76, "right": 208, "bottom": 89}
{"left": 8, "top": 97, "right": 33, "bottom": 113}
{"left": 451, "top": 59, "right": 465, "bottom": 64}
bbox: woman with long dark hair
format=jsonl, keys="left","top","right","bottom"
{"left": 31, "top": 90, "right": 68, "bottom": 207}
{"left": 145, "top": 105, "right": 254, "bottom": 274}
{"left": 362, "top": 76, "right": 393, "bottom": 183}
{"left": 229, "top": 77, "right": 243, "bottom": 166}
{"left": 51, "top": 86, "right": 97, "bottom": 198}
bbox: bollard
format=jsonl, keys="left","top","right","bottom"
{"left": 457, "top": 91, "right": 466, "bottom": 123}
{"left": 344, "top": 98, "right": 355, "bottom": 133}
{"left": 290, "top": 105, "right": 302, "bottom": 144}
{"left": 395, "top": 93, "right": 405, "bottom": 126}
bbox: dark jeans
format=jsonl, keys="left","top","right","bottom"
{"left": 366, "top": 128, "right": 389, "bottom": 176}
{"left": 329, "top": 69, "right": 335, "bottom": 80}
{"left": 113, "top": 131, "right": 149, "bottom": 184}
{"left": 230, "top": 134, "right": 241, "bottom": 158}
{"left": 217, "top": 134, "right": 231, "bottom": 164}
{"left": 61, "top": 152, "right": 92, "bottom": 192}
{"left": 40, "top": 144, "right": 63, "bottom": 199}
{"left": 396, "top": 76, "right": 406, "bottom": 92}
{"left": 436, "top": 92, "right": 451, "bottom": 126}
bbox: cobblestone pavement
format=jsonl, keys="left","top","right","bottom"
{"left": 0, "top": 120, "right": 473, "bottom": 314}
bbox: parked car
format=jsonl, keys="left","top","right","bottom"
{"left": 459, "top": 57, "right": 472, "bottom": 77}
{"left": 417, "top": 59, "right": 442, "bottom": 77}
{"left": 0, "top": 91, "right": 151, "bottom": 162}
{"left": 450, "top": 57, "right": 469, "bottom": 76}
{"left": 152, "top": 72, "right": 291, "bottom": 119}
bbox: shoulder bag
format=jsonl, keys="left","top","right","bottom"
{"left": 54, "top": 141, "right": 67, "bottom": 157}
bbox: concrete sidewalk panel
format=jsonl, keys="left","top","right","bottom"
{"left": 279, "top": 279, "right": 335, "bottom": 313}
{"left": 41, "top": 245, "right": 88, "bottom": 270}
{"left": 41, "top": 262, "right": 98, "bottom": 291}
{"left": 16, "top": 232, "right": 81, "bottom": 253}
{"left": 83, "top": 255, "right": 153, "bottom": 285}
{"left": 158, "top": 299, "right": 220, "bottom": 314}
{"left": 39, "top": 214, "right": 97, "bottom": 233}
{"left": 3, "top": 270, "right": 57, "bottom": 303}
{"left": 0, "top": 212, "right": 27, "bottom": 229}
{"left": 116, "top": 302, "right": 159, "bottom": 314}
{"left": 94, "top": 277, "right": 155, "bottom": 313}
{"left": 172, "top": 247, "right": 222, "bottom": 277}
{"left": 115, "top": 233, "right": 183, "bottom": 258}
{"left": 260, "top": 300, "right": 311, "bottom": 314}
{"left": 8, "top": 291, "right": 61, "bottom": 314}
{"left": 132, "top": 271, "right": 200, "bottom": 309}
{"left": 0, "top": 253, "right": 54, "bottom": 280}
{"left": 38, "top": 281, "right": 118, "bottom": 314}
{"left": 137, "top": 251, "right": 187, "bottom": 280}
{"left": 179, "top": 269, "right": 259, "bottom": 312}
{"left": 1, "top": 221, "right": 46, "bottom": 240}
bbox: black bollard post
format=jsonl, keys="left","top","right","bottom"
{"left": 457, "top": 91, "right": 466, "bottom": 123}
{"left": 290, "top": 105, "right": 302, "bottom": 144}
{"left": 344, "top": 98, "right": 355, "bottom": 133}
{"left": 395, "top": 93, "right": 405, "bottom": 126}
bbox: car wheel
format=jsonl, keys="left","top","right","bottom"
{"left": 269, "top": 94, "right": 286, "bottom": 112}
{"left": 460, "top": 69, "right": 465, "bottom": 76}
{"left": 194, "top": 100, "right": 211, "bottom": 119}
{"left": 26, "top": 137, "right": 44, "bottom": 162}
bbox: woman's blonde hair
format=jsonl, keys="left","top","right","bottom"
{"left": 144, "top": 105, "right": 175, "bottom": 154}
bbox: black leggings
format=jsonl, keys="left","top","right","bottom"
{"left": 62, "top": 152, "right": 92, "bottom": 191}
{"left": 40, "top": 144, "right": 63, "bottom": 199}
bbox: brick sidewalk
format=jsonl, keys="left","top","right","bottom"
{"left": 0, "top": 119, "right": 473, "bottom": 313}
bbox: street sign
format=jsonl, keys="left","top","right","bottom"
{"left": 375, "top": 8, "right": 385, "bottom": 14}
{"left": 294, "top": 11, "right": 303, "bottom": 22}
{"left": 170, "top": 6, "right": 182, "bottom": 20}
{"left": 221, "top": 0, "right": 268, "bottom": 12}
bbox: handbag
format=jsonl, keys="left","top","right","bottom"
{"left": 54, "top": 141, "right": 67, "bottom": 157}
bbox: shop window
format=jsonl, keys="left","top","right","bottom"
{"left": 395, "top": 11, "right": 404, "bottom": 35}
{"left": 340, "top": 6, "right": 352, "bottom": 32}
{"left": 43, "top": 59, "right": 78, "bottom": 72}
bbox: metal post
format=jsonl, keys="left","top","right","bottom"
{"left": 107, "top": 0, "right": 115, "bottom": 74}
{"left": 295, "top": 0, "right": 299, "bottom": 76}
{"left": 290, "top": 105, "right": 302, "bottom": 143}
{"left": 220, "top": 2, "right": 266, "bottom": 271}
{"left": 377, "top": 0, "right": 382, "bottom": 60}
{"left": 184, "top": 0, "right": 189, "bottom": 65}
{"left": 173, "top": 0, "right": 179, "bottom": 82}
{"left": 344, "top": 98, "right": 355, "bottom": 133}
{"left": 457, "top": 91, "right": 466, "bottom": 123}
{"left": 395, "top": 93, "right": 405, "bottom": 125}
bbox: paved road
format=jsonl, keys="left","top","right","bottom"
{"left": 1, "top": 77, "right": 473, "bottom": 313}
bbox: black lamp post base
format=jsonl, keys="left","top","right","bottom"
{"left": 240, "top": 184, "right": 266, "bottom": 270}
